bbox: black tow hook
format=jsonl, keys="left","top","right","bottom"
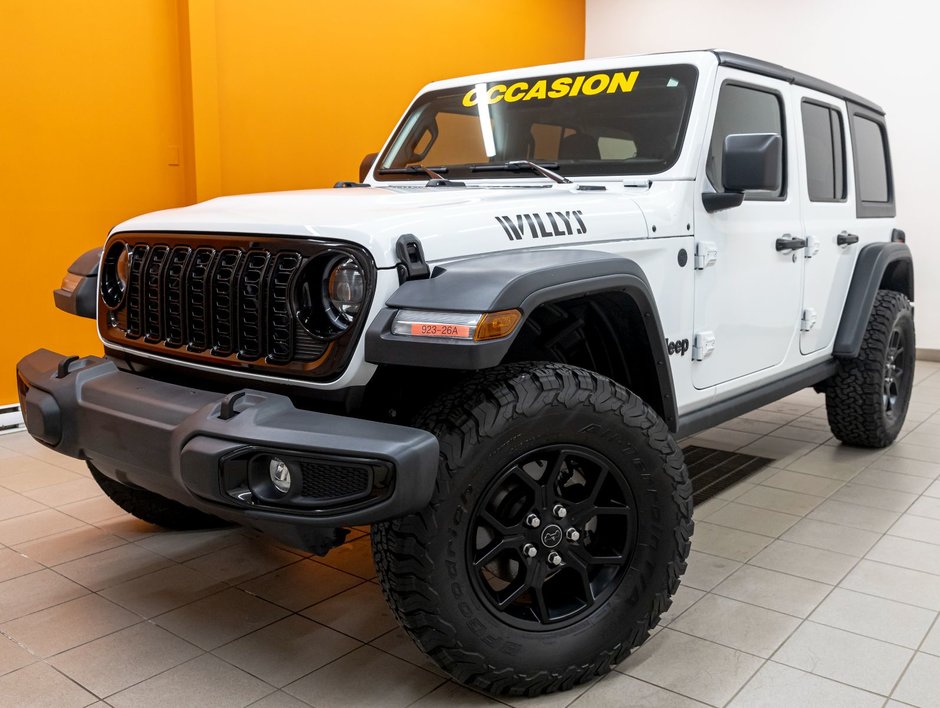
{"left": 56, "top": 355, "right": 81, "bottom": 379}
{"left": 218, "top": 391, "right": 247, "bottom": 420}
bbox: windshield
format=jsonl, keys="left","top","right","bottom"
{"left": 376, "top": 64, "right": 698, "bottom": 181}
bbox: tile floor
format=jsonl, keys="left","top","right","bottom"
{"left": 1, "top": 361, "right": 939, "bottom": 707}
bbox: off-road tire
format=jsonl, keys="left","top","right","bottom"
{"left": 826, "top": 289, "right": 915, "bottom": 447}
{"left": 88, "top": 462, "right": 229, "bottom": 530}
{"left": 372, "top": 362, "right": 693, "bottom": 696}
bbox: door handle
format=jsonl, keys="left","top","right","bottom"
{"left": 837, "top": 231, "right": 859, "bottom": 246}
{"left": 776, "top": 235, "right": 807, "bottom": 252}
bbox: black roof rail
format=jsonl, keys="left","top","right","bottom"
{"left": 711, "top": 51, "right": 884, "bottom": 115}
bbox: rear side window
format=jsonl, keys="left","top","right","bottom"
{"left": 707, "top": 83, "right": 785, "bottom": 199}
{"left": 801, "top": 101, "right": 845, "bottom": 201}
{"left": 853, "top": 116, "right": 889, "bottom": 202}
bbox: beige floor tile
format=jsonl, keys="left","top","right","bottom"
{"left": 135, "top": 527, "right": 245, "bottom": 563}
{"left": 787, "top": 446, "right": 879, "bottom": 479}
{"left": 853, "top": 468, "right": 933, "bottom": 494}
{"left": 0, "top": 635, "right": 36, "bottom": 676}
{"left": 699, "top": 502, "right": 800, "bottom": 537}
{"left": 713, "top": 565, "right": 831, "bottom": 617}
{"left": 15, "top": 526, "right": 126, "bottom": 567}
{"left": 692, "top": 496, "right": 728, "bottom": 519}
{"left": 884, "top": 443, "right": 940, "bottom": 464}
{"left": 50, "top": 622, "right": 201, "bottom": 698}
{"left": 737, "top": 436, "right": 817, "bottom": 467}
{"left": 99, "top": 563, "right": 226, "bottom": 618}
{"left": 670, "top": 594, "right": 799, "bottom": 658}
{"left": 717, "top": 417, "right": 782, "bottom": 436}
{"left": 780, "top": 518, "right": 881, "bottom": 556}
{"left": 153, "top": 587, "right": 290, "bottom": 650}
{"left": 0, "top": 493, "right": 46, "bottom": 521}
{"left": 688, "top": 522, "right": 773, "bottom": 562}
{"left": 888, "top": 513, "right": 940, "bottom": 545}
{"left": 302, "top": 580, "right": 398, "bottom": 642}
{"left": 770, "top": 424, "right": 833, "bottom": 444}
{"left": 892, "top": 652, "right": 940, "bottom": 708}
{"left": 713, "top": 481, "right": 755, "bottom": 501}
{"left": 735, "top": 485, "right": 824, "bottom": 516}
{"left": 921, "top": 620, "right": 940, "bottom": 656}
{"left": 0, "top": 568, "right": 88, "bottom": 622}
{"left": 926, "top": 480, "right": 940, "bottom": 498}
{"left": 687, "top": 428, "right": 762, "bottom": 451}
{"left": 658, "top": 585, "right": 705, "bottom": 627}
{"left": 774, "top": 621, "right": 912, "bottom": 695}
{"left": 841, "top": 560, "right": 940, "bottom": 611}
{"left": 808, "top": 499, "right": 901, "bottom": 532}
{"left": 107, "top": 653, "right": 272, "bottom": 708}
{"left": 54, "top": 544, "right": 174, "bottom": 591}
{"left": 809, "top": 588, "right": 935, "bottom": 649}
{"left": 749, "top": 539, "right": 857, "bottom": 584}
{"left": 0, "top": 508, "right": 85, "bottom": 546}
{"left": 248, "top": 691, "right": 310, "bottom": 708}
{"left": 728, "top": 661, "right": 883, "bottom": 708}
{"left": 2, "top": 593, "right": 139, "bottom": 658}
{"left": 312, "top": 535, "right": 376, "bottom": 580}
{"left": 621, "top": 628, "right": 762, "bottom": 706}
{"left": 868, "top": 534, "right": 940, "bottom": 575}
{"left": 0, "top": 547, "right": 43, "bottom": 582}
{"left": 239, "top": 558, "right": 363, "bottom": 611}
{"left": 867, "top": 455, "right": 940, "bottom": 479}
{"left": 371, "top": 626, "right": 448, "bottom": 678}
{"left": 182, "top": 538, "right": 302, "bottom": 584}
{"left": 285, "top": 644, "right": 444, "bottom": 708}
{"left": 410, "top": 680, "right": 504, "bottom": 707}
{"left": 93, "top": 515, "right": 163, "bottom": 541}
{"left": 909, "top": 495, "right": 940, "bottom": 521}
{"left": 736, "top": 409, "right": 797, "bottom": 426}
{"left": 762, "top": 469, "right": 845, "bottom": 497}
{"left": 214, "top": 614, "right": 359, "bottom": 687}
{"left": 571, "top": 672, "right": 707, "bottom": 707}
{"left": 57, "top": 496, "right": 124, "bottom": 524}
{"left": 0, "top": 662, "right": 97, "bottom": 707}
{"left": 681, "top": 551, "right": 741, "bottom": 592}
{"left": 23, "top": 478, "right": 102, "bottom": 507}
{"left": 830, "top": 483, "right": 918, "bottom": 512}
{"left": 0, "top": 463, "right": 83, "bottom": 493}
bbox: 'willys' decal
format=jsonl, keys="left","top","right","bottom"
{"left": 495, "top": 211, "right": 586, "bottom": 241}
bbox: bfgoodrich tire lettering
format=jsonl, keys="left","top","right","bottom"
{"left": 371, "top": 363, "right": 693, "bottom": 696}
{"left": 88, "top": 462, "right": 229, "bottom": 530}
{"left": 826, "top": 289, "right": 915, "bottom": 448}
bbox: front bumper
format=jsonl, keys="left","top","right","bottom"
{"left": 16, "top": 349, "right": 439, "bottom": 550}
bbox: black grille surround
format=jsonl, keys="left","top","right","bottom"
{"left": 99, "top": 232, "right": 375, "bottom": 380}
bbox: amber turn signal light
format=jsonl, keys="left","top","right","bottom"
{"left": 475, "top": 309, "right": 522, "bottom": 341}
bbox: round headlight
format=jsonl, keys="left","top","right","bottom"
{"left": 101, "top": 241, "right": 130, "bottom": 308}
{"left": 326, "top": 257, "right": 365, "bottom": 322}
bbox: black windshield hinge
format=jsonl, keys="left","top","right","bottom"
{"left": 396, "top": 234, "right": 431, "bottom": 283}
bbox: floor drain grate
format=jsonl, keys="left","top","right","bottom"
{"left": 682, "top": 445, "right": 773, "bottom": 505}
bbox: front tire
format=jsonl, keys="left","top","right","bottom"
{"left": 826, "top": 290, "right": 915, "bottom": 447}
{"left": 88, "top": 463, "right": 230, "bottom": 530}
{"left": 372, "top": 363, "right": 693, "bottom": 696}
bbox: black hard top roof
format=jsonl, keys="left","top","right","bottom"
{"left": 712, "top": 51, "right": 884, "bottom": 115}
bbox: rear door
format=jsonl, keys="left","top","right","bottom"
{"left": 793, "top": 89, "right": 858, "bottom": 354}
{"left": 691, "top": 71, "right": 804, "bottom": 389}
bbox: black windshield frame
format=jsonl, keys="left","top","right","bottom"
{"left": 375, "top": 64, "right": 699, "bottom": 182}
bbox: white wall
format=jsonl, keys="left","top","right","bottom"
{"left": 586, "top": 0, "right": 940, "bottom": 350}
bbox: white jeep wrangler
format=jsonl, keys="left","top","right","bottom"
{"left": 17, "top": 50, "right": 913, "bottom": 696}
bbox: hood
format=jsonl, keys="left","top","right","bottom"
{"left": 113, "top": 184, "right": 655, "bottom": 268}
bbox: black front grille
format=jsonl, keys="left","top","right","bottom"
{"left": 111, "top": 237, "right": 335, "bottom": 366}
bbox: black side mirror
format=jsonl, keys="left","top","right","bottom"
{"left": 722, "top": 133, "right": 782, "bottom": 192}
{"left": 359, "top": 152, "right": 378, "bottom": 183}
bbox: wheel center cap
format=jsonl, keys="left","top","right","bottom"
{"left": 541, "top": 524, "right": 563, "bottom": 548}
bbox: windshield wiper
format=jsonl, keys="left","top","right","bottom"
{"left": 469, "top": 160, "right": 571, "bottom": 184}
{"left": 376, "top": 164, "right": 465, "bottom": 187}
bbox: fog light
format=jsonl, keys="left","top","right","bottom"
{"left": 269, "top": 458, "right": 291, "bottom": 494}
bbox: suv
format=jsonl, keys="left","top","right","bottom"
{"left": 17, "top": 51, "right": 913, "bottom": 696}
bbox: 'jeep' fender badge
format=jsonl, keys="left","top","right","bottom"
{"left": 666, "top": 338, "right": 690, "bottom": 356}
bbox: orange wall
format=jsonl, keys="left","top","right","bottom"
{"left": 0, "top": 0, "right": 584, "bottom": 403}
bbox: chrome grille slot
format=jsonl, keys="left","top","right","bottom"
{"left": 210, "top": 249, "right": 243, "bottom": 356}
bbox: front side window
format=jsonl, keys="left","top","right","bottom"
{"left": 376, "top": 64, "right": 698, "bottom": 180}
{"left": 707, "top": 83, "right": 785, "bottom": 199}
{"left": 801, "top": 101, "right": 846, "bottom": 202}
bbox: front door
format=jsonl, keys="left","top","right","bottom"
{"left": 691, "top": 71, "right": 804, "bottom": 390}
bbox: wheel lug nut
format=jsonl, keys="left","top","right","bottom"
{"left": 566, "top": 528, "right": 581, "bottom": 542}
{"left": 553, "top": 504, "right": 568, "bottom": 519}
{"left": 522, "top": 543, "right": 538, "bottom": 558}
{"left": 547, "top": 551, "right": 563, "bottom": 566}
{"left": 525, "top": 513, "right": 541, "bottom": 528}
